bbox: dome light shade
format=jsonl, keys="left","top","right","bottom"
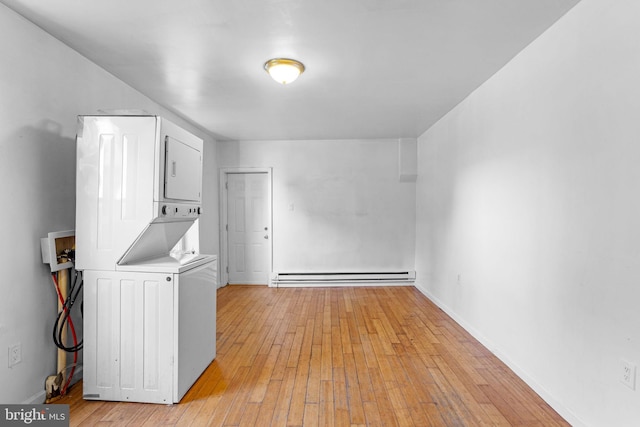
{"left": 264, "top": 58, "right": 305, "bottom": 84}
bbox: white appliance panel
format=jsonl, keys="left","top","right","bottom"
{"left": 175, "top": 260, "right": 217, "bottom": 400}
{"left": 76, "top": 116, "right": 157, "bottom": 271}
{"left": 82, "top": 258, "right": 216, "bottom": 404}
{"left": 83, "top": 271, "right": 175, "bottom": 404}
{"left": 157, "top": 118, "right": 203, "bottom": 205}
{"left": 164, "top": 136, "right": 202, "bottom": 202}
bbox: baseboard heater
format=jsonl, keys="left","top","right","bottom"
{"left": 270, "top": 271, "right": 416, "bottom": 287}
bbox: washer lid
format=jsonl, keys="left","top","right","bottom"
{"left": 116, "top": 253, "right": 215, "bottom": 273}
{"left": 117, "top": 220, "right": 194, "bottom": 265}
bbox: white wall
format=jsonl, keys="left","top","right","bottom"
{"left": 0, "top": 4, "right": 218, "bottom": 404}
{"left": 415, "top": 0, "right": 640, "bottom": 425}
{"left": 219, "top": 139, "right": 416, "bottom": 275}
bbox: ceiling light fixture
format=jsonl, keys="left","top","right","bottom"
{"left": 264, "top": 58, "right": 305, "bottom": 85}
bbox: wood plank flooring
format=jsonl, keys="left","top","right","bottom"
{"left": 58, "top": 285, "right": 568, "bottom": 426}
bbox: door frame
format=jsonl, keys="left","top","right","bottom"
{"left": 219, "top": 167, "right": 273, "bottom": 286}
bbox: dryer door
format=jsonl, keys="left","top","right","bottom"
{"left": 164, "top": 136, "right": 202, "bottom": 202}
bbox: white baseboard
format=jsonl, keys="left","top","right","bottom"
{"left": 413, "top": 282, "right": 586, "bottom": 427}
{"left": 23, "top": 366, "right": 83, "bottom": 404}
{"left": 23, "top": 390, "right": 47, "bottom": 405}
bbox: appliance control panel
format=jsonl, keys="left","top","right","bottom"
{"left": 156, "top": 203, "right": 202, "bottom": 221}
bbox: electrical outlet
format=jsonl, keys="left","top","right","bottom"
{"left": 621, "top": 360, "right": 636, "bottom": 390}
{"left": 8, "top": 343, "right": 21, "bottom": 367}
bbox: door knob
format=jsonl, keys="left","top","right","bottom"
{"left": 264, "top": 235, "right": 269, "bottom": 239}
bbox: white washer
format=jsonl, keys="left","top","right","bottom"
{"left": 82, "top": 256, "right": 216, "bottom": 404}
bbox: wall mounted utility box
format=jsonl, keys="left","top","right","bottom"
{"left": 41, "top": 230, "right": 75, "bottom": 272}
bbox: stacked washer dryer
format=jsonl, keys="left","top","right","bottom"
{"left": 75, "top": 115, "right": 216, "bottom": 404}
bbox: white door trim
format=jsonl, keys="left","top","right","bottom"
{"left": 219, "top": 167, "right": 273, "bottom": 286}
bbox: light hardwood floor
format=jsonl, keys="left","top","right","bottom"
{"left": 58, "top": 285, "right": 569, "bottom": 426}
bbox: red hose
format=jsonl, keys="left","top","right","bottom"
{"left": 51, "top": 272, "right": 78, "bottom": 395}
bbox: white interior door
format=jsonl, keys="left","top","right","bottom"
{"left": 227, "top": 173, "right": 270, "bottom": 284}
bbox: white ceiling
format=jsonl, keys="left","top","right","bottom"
{"left": 2, "top": 0, "right": 580, "bottom": 141}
